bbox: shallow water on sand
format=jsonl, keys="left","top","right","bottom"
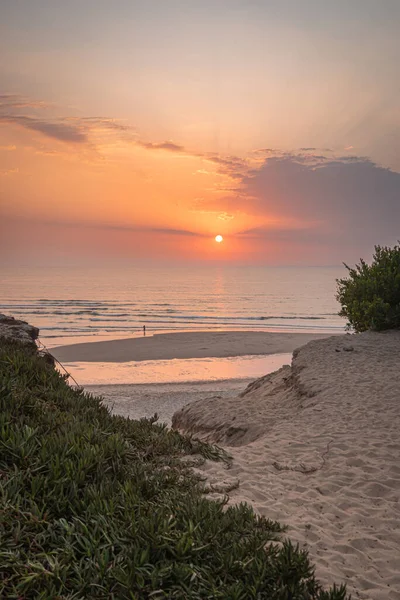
{"left": 82, "top": 353, "right": 291, "bottom": 425}
{"left": 61, "top": 352, "right": 292, "bottom": 386}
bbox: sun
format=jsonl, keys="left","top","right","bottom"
{"left": 215, "top": 235, "right": 223, "bottom": 243}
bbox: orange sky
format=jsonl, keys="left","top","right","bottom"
{"left": 1, "top": 1, "right": 399, "bottom": 265}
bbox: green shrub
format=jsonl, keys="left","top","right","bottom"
{"left": 336, "top": 243, "right": 400, "bottom": 332}
{"left": 0, "top": 339, "right": 349, "bottom": 599}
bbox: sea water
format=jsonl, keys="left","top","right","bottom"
{"left": 1, "top": 264, "right": 346, "bottom": 347}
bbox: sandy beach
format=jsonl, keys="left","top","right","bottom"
{"left": 172, "top": 330, "right": 400, "bottom": 599}
{"left": 52, "top": 330, "right": 329, "bottom": 363}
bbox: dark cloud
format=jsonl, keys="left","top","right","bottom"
{"left": 0, "top": 114, "right": 87, "bottom": 143}
{"left": 240, "top": 155, "right": 399, "bottom": 228}
{"left": 209, "top": 153, "right": 400, "bottom": 259}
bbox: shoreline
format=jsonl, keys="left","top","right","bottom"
{"left": 52, "top": 330, "right": 332, "bottom": 363}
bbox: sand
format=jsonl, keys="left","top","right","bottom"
{"left": 82, "top": 356, "right": 293, "bottom": 425}
{"left": 86, "top": 380, "right": 244, "bottom": 426}
{"left": 172, "top": 331, "right": 400, "bottom": 600}
{"left": 52, "top": 330, "right": 329, "bottom": 362}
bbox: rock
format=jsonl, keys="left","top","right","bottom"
{"left": 178, "top": 454, "right": 206, "bottom": 468}
{"left": 0, "top": 313, "right": 39, "bottom": 346}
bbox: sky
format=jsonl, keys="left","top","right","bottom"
{"left": 1, "top": 0, "right": 399, "bottom": 266}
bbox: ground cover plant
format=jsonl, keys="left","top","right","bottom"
{"left": 337, "top": 243, "right": 400, "bottom": 332}
{"left": 0, "top": 339, "right": 349, "bottom": 599}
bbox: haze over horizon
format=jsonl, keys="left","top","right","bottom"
{"left": 1, "top": 0, "right": 399, "bottom": 266}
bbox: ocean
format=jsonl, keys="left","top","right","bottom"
{"left": 1, "top": 264, "right": 346, "bottom": 348}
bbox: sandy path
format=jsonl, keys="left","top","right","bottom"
{"left": 173, "top": 331, "right": 400, "bottom": 599}
{"left": 86, "top": 380, "right": 244, "bottom": 426}
{"left": 52, "top": 330, "right": 329, "bottom": 362}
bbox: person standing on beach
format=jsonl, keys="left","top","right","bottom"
{"left": 143, "top": 325, "right": 146, "bottom": 336}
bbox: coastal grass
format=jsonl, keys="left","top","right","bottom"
{"left": 0, "top": 339, "right": 349, "bottom": 599}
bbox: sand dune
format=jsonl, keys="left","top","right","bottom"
{"left": 52, "top": 330, "right": 329, "bottom": 362}
{"left": 172, "top": 331, "right": 400, "bottom": 599}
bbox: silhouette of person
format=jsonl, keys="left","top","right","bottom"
{"left": 143, "top": 325, "right": 146, "bottom": 336}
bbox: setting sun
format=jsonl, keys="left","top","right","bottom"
{"left": 215, "top": 235, "right": 223, "bottom": 243}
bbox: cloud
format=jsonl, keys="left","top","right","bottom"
{"left": 1, "top": 214, "right": 204, "bottom": 238}
{"left": 0, "top": 94, "right": 52, "bottom": 110}
{"left": 0, "top": 93, "right": 245, "bottom": 177}
{"left": 236, "top": 225, "right": 334, "bottom": 244}
{"left": 253, "top": 148, "right": 278, "bottom": 155}
{"left": 0, "top": 167, "right": 18, "bottom": 177}
{"left": 217, "top": 212, "right": 235, "bottom": 221}
{"left": 0, "top": 114, "right": 88, "bottom": 143}
{"left": 0, "top": 95, "right": 134, "bottom": 144}
{"left": 3, "top": 93, "right": 397, "bottom": 263}
{"left": 191, "top": 205, "right": 236, "bottom": 222}
{"left": 203, "top": 152, "right": 400, "bottom": 259}
{"left": 147, "top": 226, "right": 203, "bottom": 237}
{"left": 65, "top": 116, "right": 133, "bottom": 133}
{"left": 240, "top": 154, "right": 399, "bottom": 225}
{"left": 137, "top": 140, "right": 185, "bottom": 153}
{"left": 97, "top": 223, "right": 204, "bottom": 237}
{"left": 0, "top": 96, "right": 196, "bottom": 157}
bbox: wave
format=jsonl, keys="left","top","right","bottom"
{"left": 3, "top": 305, "right": 327, "bottom": 322}
{"left": 133, "top": 314, "right": 326, "bottom": 321}
{"left": 0, "top": 300, "right": 137, "bottom": 308}
{"left": 151, "top": 303, "right": 172, "bottom": 307}
{"left": 3, "top": 301, "right": 344, "bottom": 340}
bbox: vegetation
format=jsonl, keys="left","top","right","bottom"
{"left": 0, "top": 339, "right": 349, "bottom": 599}
{"left": 337, "top": 243, "right": 400, "bottom": 332}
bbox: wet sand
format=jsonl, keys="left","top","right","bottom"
{"left": 52, "top": 330, "right": 329, "bottom": 363}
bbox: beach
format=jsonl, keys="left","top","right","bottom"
{"left": 173, "top": 330, "right": 400, "bottom": 599}
{"left": 51, "top": 327, "right": 400, "bottom": 598}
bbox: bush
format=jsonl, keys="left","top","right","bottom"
{"left": 0, "top": 339, "right": 349, "bottom": 599}
{"left": 336, "top": 243, "right": 400, "bottom": 332}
